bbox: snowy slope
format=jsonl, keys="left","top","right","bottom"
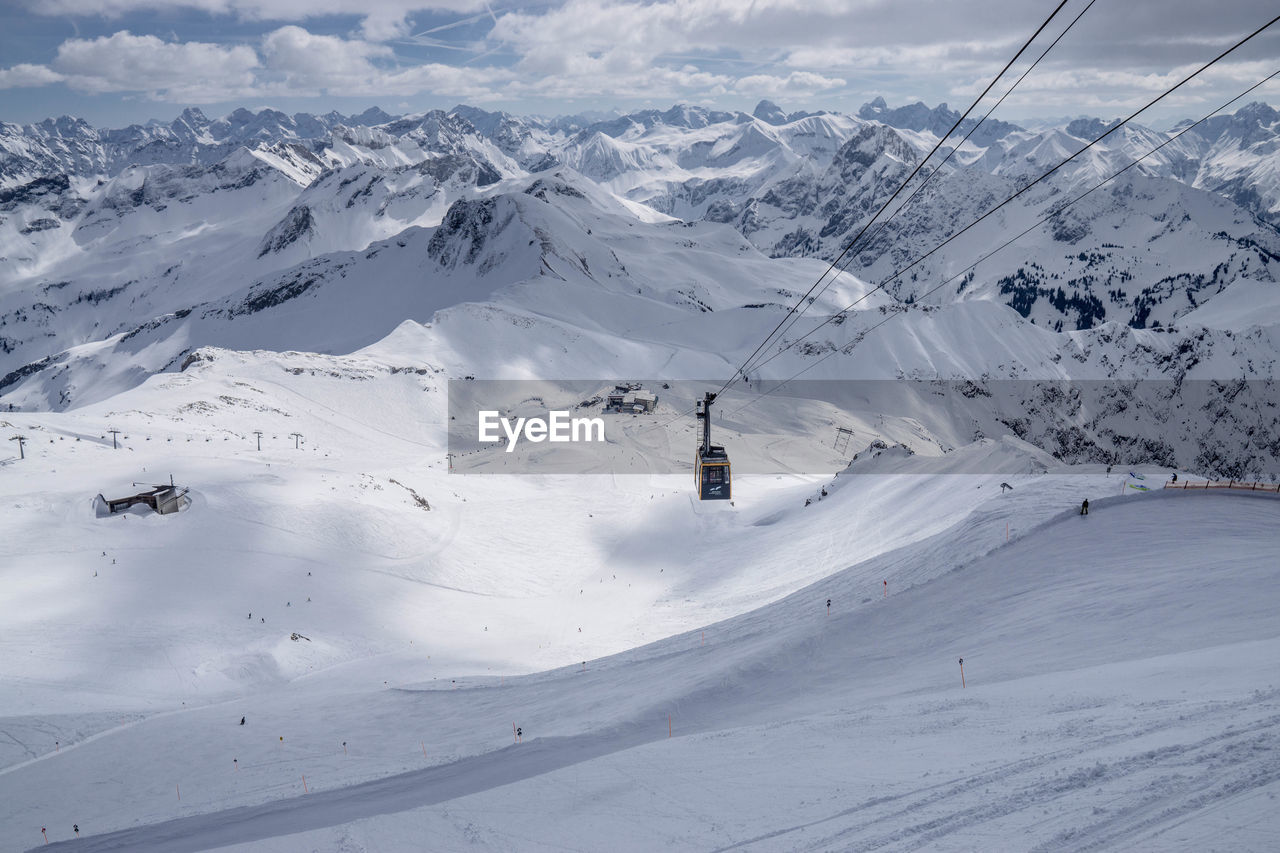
{"left": 2, "top": 381, "right": 1277, "bottom": 851}
{"left": 0, "top": 167, "right": 883, "bottom": 410}
{"left": 1189, "top": 102, "right": 1280, "bottom": 226}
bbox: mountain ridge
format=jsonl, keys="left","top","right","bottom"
{"left": 2, "top": 97, "right": 1278, "bottom": 470}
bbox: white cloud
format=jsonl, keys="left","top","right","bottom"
{"left": 31, "top": 0, "right": 485, "bottom": 18}
{"left": 376, "top": 63, "right": 513, "bottom": 99}
{"left": 783, "top": 40, "right": 1018, "bottom": 74}
{"left": 51, "top": 31, "right": 261, "bottom": 101}
{"left": 29, "top": 0, "right": 487, "bottom": 45}
{"left": 359, "top": 8, "right": 413, "bottom": 41}
{"left": 487, "top": 0, "right": 1028, "bottom": 66}
{"left": 483, "top": 0, "right": 1047, "bottom": 107}
{"left": 489, "top": 57, "right": 735, "bottom": 102}
{"left": 258, "top": 26, "right": 512, "bottom": 98}
{"left": 0, "top": 63, "right": 67, "bottom": 89}
{"left": 0, "top": 24, "right": 514, "bottom": 103}
{"left": 484, "top": 0, "right": 1280, "bottom": 116}
{"left": 484, "top": 0, "right": 863, "bottom": 103}
{"left": 734, "top": 71, "right": 846, "bottom": 97}
{"left": 261, "top": 25, "right": 393, "bottom": 91}
{"left": 5, "top": 0, "right": 1277, "bottom": 117}
{"left": 942, "top": 63, "right": 1280, "bottom": 125}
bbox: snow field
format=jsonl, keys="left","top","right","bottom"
{"left": 5, "top": 483, "right": 1277, "bottom": 851}
{"left": 3, "top": 351, "right": 1278, "bottom": 850}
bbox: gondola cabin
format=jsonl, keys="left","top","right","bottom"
{"left": 696, "top": 445, "right": 731, "bottom": 500}
{"left": 695, "top": 392, "right": 731, "bottom": 500}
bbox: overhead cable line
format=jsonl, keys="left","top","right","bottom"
{"left": 739, "top": 12, "right": 1280, "bottom": 381}
{"left": 719, "top": 64, "right": 1280, "bottom": 421}
{"left": 712, "top": 0, "right": 1074, "bottom": 398}
{"left": 639, "top": 8, "right": 1278, "bottom": 444}
{"left": 750, "top": 0, "right": 1100, "bottom": 371}
{"left": 635, "top": 0, "right": 1078, "bottom": 440}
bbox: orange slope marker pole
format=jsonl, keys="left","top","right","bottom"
{"left": 668, "top": 715, "right": 672, "bottom": 738}
{"left": 302, "top": 775, "right": 308, "bottom": 793}
{"left": 959, "top": 658, "right": 966, "bottom": 688}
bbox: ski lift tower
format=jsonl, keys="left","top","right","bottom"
{"left": 694, "top": 392, "right": 731, "bottom": 500}
{"left": 834, "top": 426, "right": 854, "bottom": 456}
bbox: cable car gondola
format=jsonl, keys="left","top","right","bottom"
{"left": 695, "top": 392, "right": 730, "bottom": 500}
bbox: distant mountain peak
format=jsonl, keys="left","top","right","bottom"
{"left": 179, "top": 107, "right": 209, "bottom": 125}
{"left": 753, "top": 100, "right": 788, "bottom": 125}
{"left": 862, "top": 96, "right": 888, "bottom": 114}
{"left": 1233, "top": 100, "right": 1278, "bottom": 121}
{"left": 858, "top": 96, "right": 1023, "bottom": 146}
{"left": 351, "top": 107, "right": 394, "bottom": 127}
{"left": 1065, "top": 117, "right": 1121, "bottom": 140}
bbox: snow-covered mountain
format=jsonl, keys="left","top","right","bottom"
{"left": 1, "top": 97, "right": 1279, "bottom": 479}
{"left": 858, "top": 94, "right": 1024, "bottom": 146}
{"left": 0, "top": 106, "right": 398, "bottom": 186}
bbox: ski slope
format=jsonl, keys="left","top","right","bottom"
{"left": 2, "top": 356, "right": 1278, "bottom": 851}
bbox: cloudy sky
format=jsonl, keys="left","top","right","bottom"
{"left": 0, "top": 0, "right": 1277, "bottom": 128}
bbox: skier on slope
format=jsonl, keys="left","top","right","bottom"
{"left": 1080, "top": 499, "right": 1089, "bottom": 515}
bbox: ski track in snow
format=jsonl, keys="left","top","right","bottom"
{"left": 720, "top": 700, "right": 1280, "bottom": 852}
{"left": 6, "top": 484, "right": 1279, "bottom": 852}
{"left": 26, "top": 681, "right": 1280, "bottom": 852}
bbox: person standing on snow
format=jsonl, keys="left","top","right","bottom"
{"left": 1080, "top": 499, "right": 1089, "bottom": 515}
